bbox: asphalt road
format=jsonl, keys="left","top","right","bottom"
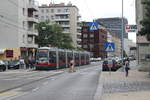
{"left": 0, "top": 62, "right": 102, "bottom": 100}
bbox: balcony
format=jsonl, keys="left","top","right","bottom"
{"left": 28, "top": 1, "right": 38, "bottom": 11}
{"left": 62, "top": 30, "right": 70, "bottom": 34}
{"left": 55, "top": 18, "right": 70, "bottom": 21}
{"left": 28, "top": 16, "right": 39, "bottom": 23}
{"left": 55, "top": 12, "right": 70, "bottom": 15}
{"left": 28, "top": 29, "right": 38, "bottom": 36}
{"left": 61, "top": 24, "right": 70, "bottom": 28}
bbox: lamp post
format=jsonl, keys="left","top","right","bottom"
{"left": 121, "top": 0, "right": 124, "bottom": 71}
{"left": 121, "top": 0, "right": 124, "bottom": 59}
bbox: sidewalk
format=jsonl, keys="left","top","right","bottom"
{"left": 101, "top": 69, "right": 150, "bottom": 100}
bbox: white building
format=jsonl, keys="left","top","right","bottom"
{"left": 136, "top": 0, "right": 150, "bottom": 62}
{"left": 124, "top": 38, "right": 136, "bottom": 56}
{"left": 38, "top": 2, "right": 81, "bottom": 48}
{"left": 0, "top": 0, "right": 38, "bottom": 60}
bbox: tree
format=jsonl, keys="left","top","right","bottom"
{"left": 139, "top": 0, "right": 150, "bottom": 41}
{"left": 35, "top": 22, "right": 74, "bottom": 49}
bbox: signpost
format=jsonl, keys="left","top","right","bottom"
{"left": 104, "top": 42, "right": 115, "bottom": 75}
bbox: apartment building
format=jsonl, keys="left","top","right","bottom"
{"left": 81, "top": 22, "right": 107, "bottom": 58}
{"left": 38, "top": 3, "right": 81, "bottom": 48}
{"left": 136, "top": 0, "right": 150, "bottom": 62}
{"left": 0, "top": 0, "right": 38, "bottom": 60}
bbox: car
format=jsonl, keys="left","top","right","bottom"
{"left": 0, "top": 60, "right": 6, "bottom": 71}
{"left": 8, "top": 60, "right": 20, "bottom": 69}
{"left": 102, "top": 59, "right": 122, "bottom": 71}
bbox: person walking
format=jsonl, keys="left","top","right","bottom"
{"left": 69, "top": 59, "right": 76, "bottom": 72}
{"left": 125, "top": 58, "right": 130, "bottom": 77}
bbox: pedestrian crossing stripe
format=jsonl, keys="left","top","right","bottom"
{"left": 106, "top": 44, "right": 114, "bottom": 52}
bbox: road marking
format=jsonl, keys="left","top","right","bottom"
{"left": 32, "top": 87, "right": 39, "bottom": 92}
{"left": 43, "top": 82, "right": 49, "bottom": 85}
{"left": 0, "top": 91, "right": 17, "bottom": 96}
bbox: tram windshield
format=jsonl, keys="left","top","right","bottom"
{"left": 37, "top": 49, "right": 49, "bottom": 62}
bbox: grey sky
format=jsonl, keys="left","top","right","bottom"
{"left": 37, "top": 0, "right": 136, "bottom": 42}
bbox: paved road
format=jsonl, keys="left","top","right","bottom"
{"left": 0, "top": 62, "right": 102, "bottom": 100}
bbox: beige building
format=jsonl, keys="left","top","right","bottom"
{"left": 0, "top": 0, "right": 38, "bottom": 60}
{"left": 107, "top": 31, "right": 121, "bottom": 57}
{"left": 136, "top": 0, "right": 150, "bottom": 63}
{"left": 38, "top": 2, "right": 81, "bottom": 48}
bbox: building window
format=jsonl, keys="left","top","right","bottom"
{"left": 64, "top": 9, "right": 69, "bottom": 12}
{"left": 51, "top": 15, "right": 54, "bottom": 20}
{"left": 83, "top": 45, "right": 88, "bottom": 48}
{"left": 41, "top": 9, "right": 44, "bottom": 13}
{"left": 51, "top": 9, "right": 54, "bottom": 13}
{"left": 139, "top": 43, "right": 149, "bottom": 46}
{"left": 90, "top": 34, "right": 94, "bottom": 38}
{"left": 41, "top": 16, "right": 44, "bottom": 19}
{"left": 6, "top": 50, "right": 13, "bottom": 58}
{"left": 46, "top": 9, "right": 49, "bottom": 13}
{"left": 83, "top": 34, "right": 88, "bottom": 38}
{"left": 57, "top": 9, "right": 61, "bottom": 12}
{"left": 46, "top": 16, "right": 49, "bottom": 19}
{"left": 23, "top": 8, "right": 25, "bottom": 16}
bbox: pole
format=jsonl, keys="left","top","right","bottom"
{"left": 121, "top": 0, "right": 124, "bottom": 70}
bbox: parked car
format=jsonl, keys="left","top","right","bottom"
{"left": 8, "top": 60, "right": 20, "bottom": 69}
{"left": 102, "top": 59, "right": 122, "bottom": 71}
{"left": 0, "top": 60, "right": 6, "bottom": 71}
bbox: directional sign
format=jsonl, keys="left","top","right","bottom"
{"left": 104, "top": 42, "right": 115, "bottom": 52}
{"left": 89, "top": 22, "right": 99, "bottom": 31}
{"left": 125, "top": 25, "right": 137, "bottom": 33}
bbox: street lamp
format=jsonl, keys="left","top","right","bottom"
{"left": 121, "top": 0, "right": 124, "bottom": 71}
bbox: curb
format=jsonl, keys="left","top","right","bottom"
{"left": 94, "top": 70, "right": 104, "bottom": 100}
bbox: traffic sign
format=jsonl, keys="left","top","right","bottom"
{"left": 89, "top": 22, "right": 99, "bottom": 31}
{"left": 125, "top": 25, "right": 137, "bottom": 32}
{"left": 104, "top": 42, "right": 115, "bottom": 52}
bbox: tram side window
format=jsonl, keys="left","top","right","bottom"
{"left": 59, "top": 52, "right": 65, "bottom": 63}
{"left": 49, "top": 51, "right": 56, "bottom": 63}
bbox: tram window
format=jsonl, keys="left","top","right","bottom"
{"left": 49, "top": 51, "right": 56, "bottom": 63}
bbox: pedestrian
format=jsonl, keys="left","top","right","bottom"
{"left": 69, "top": 59, "right": 76, "bottom": 72}
{"left": 19, "top": 57, "right": 25, "bottom": 69}
{"left": 125, "top": 58, "right": 130, "bottom": 77}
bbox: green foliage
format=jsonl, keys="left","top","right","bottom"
{"left": 35, "top": 22, "right": 75, "bottom": 49}
{"left": 139, "top": 0, "right": 150, "bottom": 41}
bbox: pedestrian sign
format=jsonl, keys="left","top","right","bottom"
{"left": 104, "top": 42, "right": 115, "bottom": 52}
{"left": 89, "top": 22, "right": 99, "bottom": 31}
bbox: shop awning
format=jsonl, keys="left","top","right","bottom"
{"left": 0, "top": 49, "right": 6, "bottom": 54}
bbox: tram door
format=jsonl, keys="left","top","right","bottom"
{"left": 74, "top": 52, "right": 79, "bottom": 66}
{"left": 49, "top": 50, "right": 57, "bottom": 69}
{"left": 58, "top": 50, "right": 66, "bottom": 69}
{"left": 67, "top": 51, "right": 73, "bottom": 67}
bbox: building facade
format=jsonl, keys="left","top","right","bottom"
{"left": 96, "top": 17, "right": 128, "bottom": 39}
{"left": 0, "top": 0, "right": 38, "bottom": 60}
{"left": 136, "top": 0, "right": 150, "bottom": 63}
{"left": 38, "top": 3, "right": 81, "bottom": 48}
{"left": 81, "top": 22, "right": 107, "bottom": 58}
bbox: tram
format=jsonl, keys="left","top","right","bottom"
{"left": 35, "top": 47, "right": 90, "bottom": 70}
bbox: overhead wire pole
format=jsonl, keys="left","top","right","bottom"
{"left": 121, "top": 0, "right": 124, "bottom": 69}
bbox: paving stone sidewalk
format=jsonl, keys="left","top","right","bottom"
{"left": 101, "top": 69, "right": 150, "bottom": 100}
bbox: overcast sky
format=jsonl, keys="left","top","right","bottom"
{"left": 37, "top": 0, "right": 136, "bottom": 42}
